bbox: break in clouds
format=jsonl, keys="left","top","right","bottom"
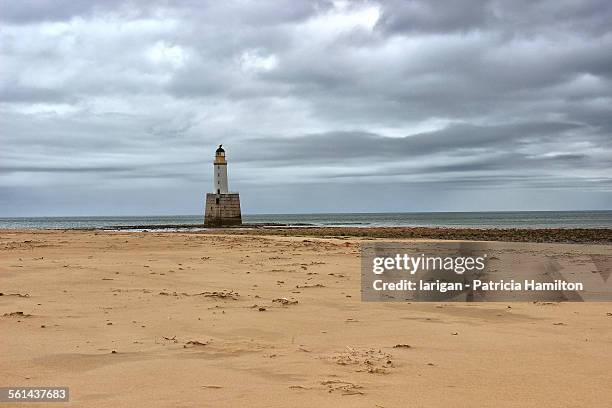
{"left": 1, "top": 0, "right": 611, "bottom": 215}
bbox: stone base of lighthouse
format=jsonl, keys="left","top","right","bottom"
{"left": 204, "top": 193, "right": 242, "bottom": 227}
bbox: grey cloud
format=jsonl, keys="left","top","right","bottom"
{"left": 0, "top": 165, "right": 132, "bottom": 173}
{"left": 235, "top": 121, "right": 584, "bottom": 163}
{"left": 0, "top": 0, "right": 112, "bottom": 23}
{"left": 376, "top": 0, "right": 612, "bottom": 36}
{"left": 0, "top": 87, "right": 76, "bottom": 104}
{"left": 376, "top": 0, "right": 494, "bottom": 34}
{"left": 0, "top": 0, "right": 332, "bottom": 25}
{"left": 1, "top": 0, "right": 611, "bottom": 216}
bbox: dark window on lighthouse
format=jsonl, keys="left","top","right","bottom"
{"left": 216, "top": 197, "right": 220, "bottom": 204}
{"left": 217, "top": 189, "right": 220, "bottom": 194}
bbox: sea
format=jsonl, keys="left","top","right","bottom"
{"left": 1, "top": 211, "right": 611, "bottom": 230}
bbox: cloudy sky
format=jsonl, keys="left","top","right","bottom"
{"left": 1, "top": 0, "right": 611, "bottom": 216}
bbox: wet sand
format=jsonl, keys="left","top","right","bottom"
{"left": 1, "top": 230, "right": 612, "bottom": 407}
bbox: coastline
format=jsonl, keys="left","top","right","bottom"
{"left": 2, "top": 225, "right": 611, "bottom": 243}
{"left": 48, "top": 225, "right": 612, "bottom": 244}
{"left": 220, "top": 226, "right": 612, "bottom": 244}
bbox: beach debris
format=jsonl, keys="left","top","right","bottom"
{"left": 553, "top": 322, "right": 567, "bottom": 326}
{"left": 201, "top": 385, "right": 222, "bottom": 389}
{"left": 258, "top": 307, "right": 266, "bottom": 311}
{"left": 320, "top": 380, "right": 364, "bottom": 395}
{"left": 111, "top": 350, "right": 117, "bottom": 354}
{"left": 199, "top": 290, "right": 239, "bottom": 300}
{"left": 0, "top": 292, "right": 30, "bottom": 297}
{"left": 272, "top": 297, "right": 298, "bottom": 306}
{"left": 451, "top": 332, "right": 458, "bottom": 335}
{"left": 184, "top": 340, "right": 210, "bottom": 347}
{"left": 157, "top": 290, "right": 239, "bottom": 299}
{"left": 3, "top": 311, "right": 31, "bottom": 318}
{"left": 295, "top": 283, "right": 325, "bottom": 289}
{"left": 163, "top": 336, "right": 177, "bottom": 343}
{"left": 330, "top": 347, "right": 394, "bottom": 374}
{"left": 393, "top": 344, "right": 411, "bottom": 349}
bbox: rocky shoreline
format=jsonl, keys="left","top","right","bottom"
{"left": 208, "top": 226, "right": 612, "bottom": 244}
{"left": 38, "top": 223, "right": 612, "bottom": 244}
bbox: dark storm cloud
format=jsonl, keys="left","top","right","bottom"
{"left": 236, "top": 121, "right": 584, "bottom": 162}
{"left": 376, "top": 0, "right": 612, "bottom": 36}
{"left": 376, "top": 0, "right": 494, "bottom": 34}
{"left": 1, "top": 0, "right": 611, "bottom": 215}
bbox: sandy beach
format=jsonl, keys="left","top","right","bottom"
{"left": 2, "top": 229, "right": 612, "bottom": 407}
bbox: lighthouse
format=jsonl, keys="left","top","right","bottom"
{"left": 204, "top": 145, "right": 242, "bottom": 226}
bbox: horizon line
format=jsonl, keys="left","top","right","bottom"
{"left": 2, "top": 209, "right": 612, "bottom": 219}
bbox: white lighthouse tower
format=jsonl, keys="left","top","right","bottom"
{"left": 213, "top": 145, "right": 229, "bottom": 194}
{"left": 204, "top": 145, "right": 242, "bottom": 226}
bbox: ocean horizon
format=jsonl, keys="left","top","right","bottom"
{"left": 1, "top": 210, "right": 611, "bottom": 230}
